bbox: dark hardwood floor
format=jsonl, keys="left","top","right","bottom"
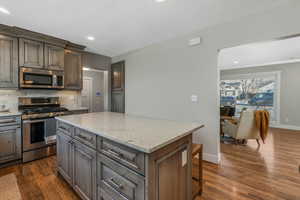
{"left": 0, "top": 128, "right": 299, "bottom": 200}
{"left": 196, "top": 128, "right": 300, "bottom": 200}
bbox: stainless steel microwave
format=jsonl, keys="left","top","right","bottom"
{"left": 20, "top": 67, "right": 64, "bottom": 89}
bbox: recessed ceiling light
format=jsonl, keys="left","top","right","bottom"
{"left": 155, "top": 0, "right": 166, "bottom": 2}
{"left": 86, "top": 36, "right": 95, "bottom": 41}
{"left": 233, "top": 61, "right": 239, "bottom": 64}
{"left": 0, "top": 7, "right": 10, "bottom": 15}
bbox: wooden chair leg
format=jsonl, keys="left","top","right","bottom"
{"left": 192, "top": 144, "right": 203, "bottom": 199}
{"left": 198, "top": 145, "right": 203, "bottom": 196}
{"left": 256, "top": 139, "right": 260, "bottom": 145}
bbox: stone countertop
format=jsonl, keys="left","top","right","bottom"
{"left": 0, "top": 110, "right": 22, "bottom": 117}
{"left": 56, "top": 112, "right": 204, "bottom": 153}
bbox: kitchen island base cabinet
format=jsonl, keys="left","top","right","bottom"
{"left": 57, "top": 131, "right": 73, "bottom": 185}
{"left": 147, "top": 135, "right": 192, "bottom": 200}
{"left": 57, "top": 131, "right": 97, "bottom": 200}
{"left": 56, "top": 114, "right": 202, "bottom": 200}
{"left": 73, "top": 140, "right": 97, "bottom": 200}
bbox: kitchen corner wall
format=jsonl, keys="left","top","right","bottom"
{"left": 113, "top": 2, "right": 300, "bottom": 163}
{"left": 0, "top": 89, "right": 81, "bottom": 111}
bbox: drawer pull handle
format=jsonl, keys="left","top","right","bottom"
{"left": 107, "top": 149, "right": 124, "bottom": 158}
{"left": 106, "top": 149, "right": 139, "bottom": 170}
{"left": 109, "top": 178, "right": 123, "bottom": 190}
{"left": 77, "top": 134, "right": 93, "bottom": 141}
{"left": 59, "top": 126, "right": 69, "bottom": 132}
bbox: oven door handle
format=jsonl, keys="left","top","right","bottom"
{"left": 23, "top": 119, "right": 46, "bottom": 124}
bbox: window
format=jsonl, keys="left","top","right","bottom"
{"left": 220, "top": 72, "right": 280, "bottom": 124}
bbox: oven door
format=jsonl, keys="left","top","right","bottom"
{"left": 22, "top": 118, "right": 56, "bottom": 151}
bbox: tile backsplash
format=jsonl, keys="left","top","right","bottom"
{"left": 0, "top": 89, "right": 82, "bottom": 111}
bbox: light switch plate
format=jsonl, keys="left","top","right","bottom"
{"left": 182, "top": 150, "right": 187, "bottom": 167}
{"left": 189, "top": 37, "right": 201, "bottom": 46}
{"left": 191, "top": 95, "right": 198, "bottom": 102}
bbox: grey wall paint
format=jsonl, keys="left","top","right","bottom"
{"left": 113, "top": 2, "right": 300, "bottom": 163}
{"left": 221, "top": 62, "right": 300, "bottom": 127}
{"left": 83, "top": 71, "right": 107, "bottom": 112}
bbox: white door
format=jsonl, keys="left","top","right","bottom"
{"left": 81, "top": 77, "right": 93, "bottom": 112}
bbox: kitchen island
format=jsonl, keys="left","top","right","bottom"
{"left": 56, "top": 112, "right": 204, "bottom": 200}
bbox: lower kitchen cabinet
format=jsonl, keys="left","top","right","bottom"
{"left": 73, "top": 140, "right": 97, "bottom": 200}
{"left": 57, "top": 130, "right": 97, "bottom": 200}
{"left": 57, "top": 119, "right": 194, "bottom": 200}
{"left": 0, "top": 125, "right": 21, "bottom": 164}
{"left": 57, "top": 131, "right": 73, "bottom": 185}
{"left": 97, "top": 153, "right": 145, "bottom": 200}
{"left": 0, "top": 116, "right": 21, "bottom": 164}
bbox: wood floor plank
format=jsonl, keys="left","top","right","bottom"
{"left": 0, "top": 128, "right": 299, "bottom": 200}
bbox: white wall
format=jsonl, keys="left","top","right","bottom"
{"left": 113, "top": 2, "right": 300, "bottom": 163}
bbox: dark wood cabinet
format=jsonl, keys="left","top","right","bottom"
{"left": 57, "top": 131, "right": 73, "bottom": 185}
{"left": 0, "top": 123, "right": 21, "bottom": 164}
{"left": 57, "top": 126, "right": 96, "bottom": 200}
{"left": 19, "top": 38, "right": 44, "bottom": 68}
{"left": 82, "top": 52, "right": 111, "bottom": 70}
{"left": 64, "top": 50, "right": 82, "bottom": 90}
{"left": 111, "top": 61, "right": 125, "bottom": 91}
{"left": 44, "top": 44, "right": 65, "bottom": 70}
{"left": 73, "top": 140, "right": 97, "bottom": 200}
{"left": 111, "top": 61, "right": 125, "bottom": 113}
{"left": 0, "top": 34, "right": 18, "bottom": 88}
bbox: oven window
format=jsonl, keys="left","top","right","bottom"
{"left": 24, "top": 73, "right": 53, "bottom": 85}
{"left": 30, "top": 122, "right": 45, "bottom": 144}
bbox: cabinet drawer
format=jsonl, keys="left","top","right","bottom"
{"left": 57, "top": 121, "right": 74, "bottom": 136}
{"left": 74, "top": 128, "right": 96, "bottom": 149}
{"left": 97, "top": 153, "right": 144, "bottom": 200}
{"left": 98, "top": 184, "right": 128, "bottom": 200}
{"left": 98, "top": 138, "right": 145, "bottom": 175}
{"left": 0, "top": 116, "right": 21, "bottom": 127}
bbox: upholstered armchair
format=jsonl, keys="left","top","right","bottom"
{"left": 222, "top": 110, "right": 261, "bottom": 145}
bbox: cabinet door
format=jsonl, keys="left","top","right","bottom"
{"left": 0, "top": 34, "right": 18, "bottom": 88}
{"left": 111, "top": 61, "right": 125, "bottom": 91}
{"left": 73, "top": 140, "right": 97, "bottom": 200}
{"left": 111, "top": 91, "right": 125, "bottom": 113}
{"left": 44, "top": 44, "right": 64, "bottom": 70}
{"left": 19, "top": 38, "right": 44, "bottom": 68}
{"left": 57, "top": 131, "right": 73, "bottom": 185}
{"left": 64, "top": 50, "right": 82, "bottom": 90}
{"left": 0, "top": 126, "right": 21, "bottom": 164}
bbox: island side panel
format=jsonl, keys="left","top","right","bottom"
{"left": 146, "top": 134, "right": 192, "bottom": 200}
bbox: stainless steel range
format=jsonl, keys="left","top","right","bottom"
{"left": 19, "top": 97, "right": 68, "bottom": 162}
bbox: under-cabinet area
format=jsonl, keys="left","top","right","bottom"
{"left": 56, "top": 112, "right": 203, "bottom": 200}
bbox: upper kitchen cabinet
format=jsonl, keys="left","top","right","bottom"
{"left": 64, "top": 50, "right": 82, "bottom": 90}
{"left": 19, "top": 38, "right": 44, "bottom": 68}
{"left": 0, "top": 34, "right": 18, "bottom": 88}
{"left": 44, "top": 44, "right": 65, "bottom": 70}
{"left": 82, "top": 52, "right": 111, "bottom": 71}
{"left": 111, "top": 61, "right": 125, "bottom": 91}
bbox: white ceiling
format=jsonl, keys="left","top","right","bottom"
{"left": 0, "top": 0, "right": 294, "bottom": 57}
{"left": 218, "top": 35, "right": 300, "bottom": 70}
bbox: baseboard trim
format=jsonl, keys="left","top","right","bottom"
{"left": 271, "top": 124, "right": 300, "bottom": 131}
{"left": 203, "top": 153, "right": 220, "bottom": 164}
